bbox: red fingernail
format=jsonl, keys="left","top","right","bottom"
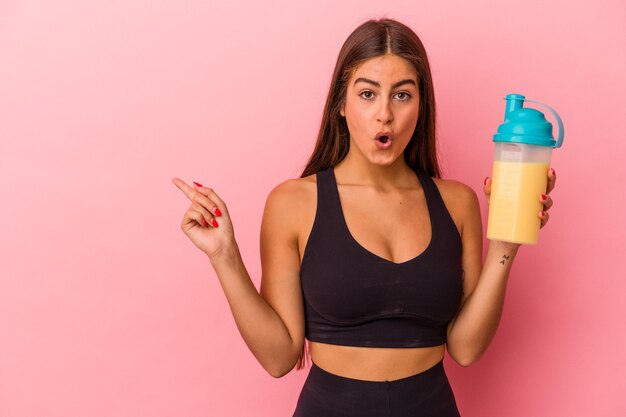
{"left": 540, "top": 211, "right": 545, "bottom": 217}
{"left": 211, "top": 219, "right": 218, "bottom": 227}
{"left": 484, "top": 177, "right": 489, "bottom": 186}
{"left": 193, "top": 181, "right": 203, "bottom": 187}
{"left": 203, "top": 219, "right": 209, "bottom": 226}
{"left": 541, "top": 194, "right": 547, "bottom": 201}
{"left": 214, "top": 208, "right": 222, "bottom": 216}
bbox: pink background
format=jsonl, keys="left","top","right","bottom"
{"left": 1, "top": 0, "right": 624, "bottom": 416}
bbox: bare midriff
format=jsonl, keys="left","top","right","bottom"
{"left": 308, "top": 341, "right": 446, "bottom": 382}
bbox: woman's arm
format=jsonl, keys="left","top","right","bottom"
{"left": 209, "top": 180, "right": 306, "bottom": 378}
{"left": 445, "top": 169, "right": 555, "bottom": 366}
{"left": 443, "top": 181, "right": 512, "bottom": 367}
{"left": 209, "top": 243, "right": 299, "bottom": 377}
{"left": 446, "top": 237, "right": 519, "bottom": 367}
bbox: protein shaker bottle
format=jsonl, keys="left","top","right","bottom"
{"left": 486, "top": 93, "right": 564, "bottom": 245}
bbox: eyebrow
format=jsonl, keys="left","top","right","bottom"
{"left": 353, "top": 77, "right": 417, "bottom": 89}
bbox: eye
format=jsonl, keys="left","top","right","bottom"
{"left": 396, "top": 92, "right": 411, "bottom": 101}
{"left": 358, "top": 91, "right": 412, "bottom": 101}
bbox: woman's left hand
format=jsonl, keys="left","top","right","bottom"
{"left": 483, "top": 167, "right": 557, "bottom": 249}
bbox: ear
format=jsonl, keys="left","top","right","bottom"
{"left": 340, "top": 103, "right": 345, "bottom": 117}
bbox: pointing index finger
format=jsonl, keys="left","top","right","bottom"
{"left": 171, "top": 177, "right": 199, "bottom": 201}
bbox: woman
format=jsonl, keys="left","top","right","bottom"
{"left": 172, "top": 18, "right": 556, "bottom": 417}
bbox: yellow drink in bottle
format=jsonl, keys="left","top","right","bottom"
{"left": 487, "top": 161, "right": 550, "bottom": 244}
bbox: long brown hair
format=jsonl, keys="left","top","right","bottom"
{"left": 294, "top": 17, "right": 442, "bottom": 371}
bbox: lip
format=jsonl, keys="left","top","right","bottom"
{"left": 375, "top": 131, "right": 394, "bottom": 141}
{"left": 374, "top": 131, "right": 393, "bottom": 150}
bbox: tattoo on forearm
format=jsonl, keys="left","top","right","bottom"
{"left": 499, "top": 254, "right": 510, "bottom": 265}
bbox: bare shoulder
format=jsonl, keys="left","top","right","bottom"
{"left": 269, "top": 173, "right": 316, "bottom": 198}
{"left": 431, "top": 177, "right": 480, "bottom": 236}
{"left": 263, "top": 172, "right": 318, "bottom": 267}
{"left": 264, "top": 174, "right": 316, "bottom": 236}
{"left": 432, "top": 176, "right": 479, "bottom": 206}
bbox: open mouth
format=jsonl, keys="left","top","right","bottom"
{"left": 374, "top": 131, "right": 393, "bottom": 149}
{"left": 374, "top": 133, "right": 393, "bottom": 149}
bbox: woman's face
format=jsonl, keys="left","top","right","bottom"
{"left": 340, "top": 54, "right": 420, "bottom": 165}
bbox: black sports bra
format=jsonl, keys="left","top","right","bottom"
{"left": 299, "top": 166, "right": 463, "bottom": 348}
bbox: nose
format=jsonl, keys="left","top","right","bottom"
{"left": 376, "top": 97, "right": 393, "bottom": 125}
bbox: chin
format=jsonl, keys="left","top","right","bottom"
{"left": 369, "top": 157, "right": 398, "bottom": 166}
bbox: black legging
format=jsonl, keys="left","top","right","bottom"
{"left": 292, "top": 358, "right": 461, "bottom": 417}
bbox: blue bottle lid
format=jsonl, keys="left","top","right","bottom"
{"left": 493, "top": 93, "right": 564, "bottom": 148}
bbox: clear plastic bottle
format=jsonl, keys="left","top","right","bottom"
{"left": 486, "top": 94, "right": 564, "bottom": 245}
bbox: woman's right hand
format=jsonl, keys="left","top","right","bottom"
{"left": 171, "top": 177, "right": 236, "bottom": 259}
